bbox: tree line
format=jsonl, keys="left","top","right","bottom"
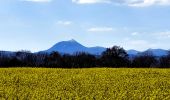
{"left": 0, "top": 46, "right": 170, "bottom": 68}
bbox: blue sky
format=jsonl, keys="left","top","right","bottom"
{"left": 0, "top": 0, "right": 170, "bottom": 52}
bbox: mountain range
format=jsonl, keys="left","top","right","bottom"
{"left": 42, "top": 39, "right": 106, "bottom": 55}
{"left": 41, "top": 39, "right": 169, "bottom": 56}
{"left": 0, "top": 39, "right": 168, "bottom": 57}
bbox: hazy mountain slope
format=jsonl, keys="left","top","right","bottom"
{"left": 40, "top": 39, "right": 169, "bottom": 56}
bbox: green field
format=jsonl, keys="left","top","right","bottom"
{"left": 0, "top": 68, "right": 170, "bottom": 100}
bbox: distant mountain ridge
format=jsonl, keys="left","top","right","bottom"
{"left": 127, "top": 49, "right": 169, "bottom": 57}
{"left": 0, "top": 39, "right": 168, "bottom": 56}
{"left": 43, "top": 39, "right": 106, "bottom": 55}
{"left": 41, "top": 39, "right": 169, "bottom": 56}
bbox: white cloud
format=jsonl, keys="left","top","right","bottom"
{"left": 57, "top": 21, "right": 72, "bottom": 26}
{"left": 127, "top": 0, "right": 170, "bottom": 7}
{"left": 123, "top": 39, "right": 157, "bottom": 51}
{"left": 160, "top": 31, "right": 170, "bottom": 37}
{"left": 72, "top": 0, "right": 111, "bottom": 4}
{"left": 129, "top": 30, "right": 170, "bottom": 39}
{"left": 128, "top": 40, "right": 148, "bottom": 45}
{"left": 87, "top": 27, "right": 114, "bottom": 32}
{"left": 154, "top": 31, "right": 170, "bottom": 39}
{"left": 22, "top": 0, "right": 52, "bottom": 3}
{"left": 72, "top": 0, "right": 170, "bottom": 7}
{"left": 131, "top": 32, "right": 139, "bottom": 36}
{"left": 120, "top": 30, "right": 170, "bottom": 50}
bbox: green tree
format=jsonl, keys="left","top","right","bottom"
{"left": 100, "top": 46, "right": 129, "bottom": 67}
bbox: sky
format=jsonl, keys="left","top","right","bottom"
{"left": 0, "top": 0, "right": 170, "bottom": 52}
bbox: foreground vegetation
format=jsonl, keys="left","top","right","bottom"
{"left": 0, "top": 68, "right": 170, "bottom": 99}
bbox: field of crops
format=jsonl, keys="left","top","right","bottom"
{"left": 0, "top": 68, "right": 170, "bottom": 100}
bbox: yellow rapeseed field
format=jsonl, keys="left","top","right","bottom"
{"left": 0, "top": 68, "right": 170, "bottom": 100}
